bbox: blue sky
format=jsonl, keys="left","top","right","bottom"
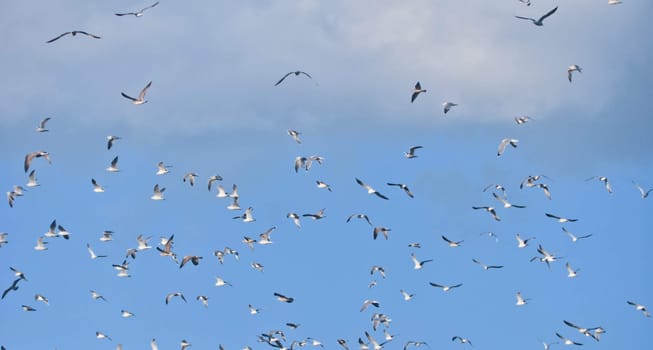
{"left": 1, "top": 0, "right": 652, "bottom": 349}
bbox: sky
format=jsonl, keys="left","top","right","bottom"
{"left": 1, "top": 0, "right": 652, "bottom": 349}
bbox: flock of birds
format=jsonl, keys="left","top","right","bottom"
{"left": 1, "top": 1, "right": 648, "bottom": 350}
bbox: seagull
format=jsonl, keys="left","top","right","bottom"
{"left": 24, "top": 151, "right": 51, "bottom": 172}
{"left": 9, "top": 267, "right": 26, "bottom": 281}
{"left": 370, "top": 265, "right": 386, "bottom": 279}
{"left": 518, "top": 0, "right": 531, "bottom": 6}
{"left": 515, "top": 291, "right": 529, "bottom": 306}
{"left": 21, "top": 305, "right": 37, "bottom": 311}
{"left": 514, "top": 116, "right": 532, "bottom": 124}
{"left": 627, "top": 301, "right": 651, "bottom": 317}
{"left": 121, "top": 309, "right": 135, "bottom": 318}
{"left": 542, "top": 341, "right": 559, "bottom": 350}
{"left": 91, "top": 178, "right": 105, "bottom": 193}
{"left": 2, "top": 278, "right": 21, "bottom": 299}
{"left": 303, "top": 208, "right": 326, "bottom": 220}
{"left": 566, "top": 262, "right": 580, "bottom": 278}
{"left": 215, "top": 184, "right": 229, "bottom": 198}
{"left": 207, "top": 175, "right": 223, "bottom": 191}
{"left": 347, "top": 213, "right": 373, "bottom": 226}
{"left": 87, "top": 243, "right": 107, "bottom": 259}
{"left": 386, "top": 183, "right": 414, "bottom": 198}
{"left": 365, "top": 331, "right": 386, "bottom": 350}
{"left": 215, "top": 277, "right": 232, "bottom": 287}
{"left": 545, "top": 213, "right": 578, "bottom": 223}
{"left": 472, "top": 258, "right": 503, "bottom": 270}
{"left": 274, "top": 292, "right": 295, "bottom": 303}
{"left": 287, "top": 130, "right": 302, "bottom": 144}
{"left": 360, "top": 299, "right": 380, "bottom": 312}
{"left": 34, "top": 236, "right": 48, "bottom": 251}
{"left": 6, "top": 191, "right": 15, "bottom": 208}
{"left": 179, "top": 255, "right": 203, "bottom": 268}
{"left": 632, "top": 181, "right": 653, "bottom": 198}
{"left": 151, "top": 184, "right": 166, "bottom": 200}
{"left": 275, "top": 71, "right": 313, "bottom": 86}
{"left": 227, "top": 196, "right": 241, "bottom": 210}
{"left": 563, "top": 321, "right": 598, "bottom": 338}
{"left": 356, "top": 178, "right": 389, "bottom": 200}
{"left": 608, "top": 0, "right": 622, "bottom": 4}
{"left": 44, "top": 220, "right": 58, "bottom": 238}
{"left": 411, "top": 253, "right": 433, "bottom": 270}
{"left": 520, "top": 174, "right": 550, "bottom": 189}
{"left": 400, "top": 289, "right": 415, "bottom": 301}
{"left": 90, "top": 290, "right": 107, "bottom": 301}
{"left": 107, "top": 135, "right": 121, "bottom": 150}
{"left": 248, "top": 304, "right": 261, "bottom": 314}
{"left": 411, "top": 82, "right": 426, "bottom": 103}
{"left": 408, "top": 242, "right": 421, "bottom": 248}
{"left": 251, "top": 262, "right": 264, "bottom": 272}
{"left": 46, "top": 31, "right": 101, "bottom": 43}
{"left": 106, "top": 156, "right": 120, "bottom": 172}
{"left": 155, "top": 161, "right": 172, "bottom": 175}
{"left": 180, "top": 340, "right": 191, "bottom": 350}
{"left": 441, "top": 235, "right": 463, "bottom": 247}
{"left": 36, "top": 117, "right": 51, "bottom": 132}
{"left": 584, "top": 176, "right": 612, "bottom": 194}
{"left": 530, "top": 244, "right": 563, "bottom": 268}
{"left": 121, "top": 81, "right": 152, "bottom": 105}
{"left": 115, "top": 2, "right": 159, "bottom": 16}
{"left": 233, "top": 207, "right": 256, "bottom": 222}
{"left": 316, "top": 180, "right": 332, "bottom": 192}
{"left": 96, "top": 331, "right": 112, "bottom": 341}
{"left": 493, "top": 192, "right": 526, "bottom": 208}
{"left": 483, "top": 184, "right": 507, "bottom": 197}
{"left": 567, "top": 65, "right": 582, "bottom": 82}
{"left": 165, "top": 292, "right": 187, "bottom": 304}
{"left": 472, "top": 206, "right": 501, "bottom": 221}
{"left": 0, "top": 232, "right": 8, "bottom": 247}
{"left": 403, "top": 341, "right": 428, "bottom": 350}
{"left": 183, "top": 172, "right": 199, "bottom": 186}
{"left": 537, "top": 183, "right": 552, "bottom": 200}
{"left": 515, "top": 234, "right": 535, "bottom": 248}
{"left": 562, "top": 227, "right": 592, "bottom": 243}
{"left": 451, "top": 336, "right": 473, "bottom": 347}
{"left": 404, "top": 146, "right": 423, "bottom": 159}
{"left": 57, "top": 224, "right": 71, "bottom": 240}
{"left": 515, "top": 6, "right": 558, "bottom": 26}
{"left": 429, "top": 282, "right": 463, "bottom": 292}
{"left": 497, "top": 138, "right": 519, "bottom": 156}
{"left": 443, "top": 101, "right": 458, "bottom": 114}
{"left": 151, "top": 338, "right": 159, "bottom": 350}
{"left": 196, "top": 295, "right": 209, "bottom": 307}
{"left": 286, "top": 212, "right": 301, "bottom": 228}
{"left": 136, "top": 234, "right": 152, "bottom": 250}
{"left": 26, "top": 170, "right": 40, "bottom": 187}
{"left": 555, "top": 333, "right": 582, "bottom": 346}
{"left": 373, "top": 227, "right": 392, "bottom": 240}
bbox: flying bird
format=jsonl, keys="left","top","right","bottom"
{"left": 121, "top": 81, "right": 152, "bottom": 105}
{"left": 632, "top": 181, "right": 653, "bottom": 198}
{"left": 608, "top": 0, "right": 622, "bottom": 4}
{"left": 562, "top": 227, "right": 592, "bottom": 243}
{"left": 370, "top": 265, "right": 386, "bottom": 279}
{"left": 472, "top": 258, "right": 503, "bottom": 270}
{"left": 567, "top": 65, "right": 582, "bottom": 82}
{"left": 443, "top": 101, "right": 458, "bottom": 114}
{"left": 26, "top": 170, "right": 40, "bottom": 187}
{"left": 356, "top": 178, "right": 389, "bottom": 200}
{"left": 403, "top": 146, "right": 423, "bottom": 159}
{"left": 96, "top": 331, "right": 112, "bottom": 341}
{"left": 233, "top": 207, "right": 256, "bottom": 222}
{"left": 183, "top": 172, "right": 199, "bottom": 186}
{"left": 515, "top": 291, "right": 529, "bottom": 306}
{"left": 472, "top": 206, "right": 501, "bottom": 221}
{"left": 275, "top": 71, "right": 313, "bottom": 86}
{"left": 515, "top": 234, "right": 535, "bottom": 248}
{"left": 21, "top": 304, "right": 37, "bottom": 311}
{"left": 373, "top": 227, "right": 392, "bottom": 240}
{"left": 411, "top": 253, "right": 433, "bottom": 270}
{"left": 115, "top": 2, "right": 159, "bottom": 16}
{"left": 165, "top": 292, "right": 187, "bottom": 304}
{"left": 46, "top": 31, "right": 101, "bottom": 43}
{"left": 451, "top": 336, "right": 473, "bottom": 347}
{"left": 287, "top": 212, "right": 301, "bottom": 228}
{"left": 90, "top": 290, "right": 107, "bottom": 301}
{"left": 274, "top": 292, "right": 295, "bottom": 303}
{"left": 429, "top": 282, "right": 463, "bottom": 292}
{"left": 107, "top": 135, "right": 121, "bottom": 150}
{"left": 287, "top": 129, "right": 302, "bottom": 143}
{"left": 316, "top": 180, "right": 332, "bottom": 192}
{"left": 492, "top": 192, "right": 526, "bottom": 208}
{"left": 303, "top": 208, "right": 326, "bottom": 220}
{"left": 180, "top": 255, "right": 203, "bottom": 269}
{"left": 627, "top": 301, "right": 651, "bottom": 317}
{"left": 555, "top": 333, "right": 582, "bottom": 346}
{"left": 441, "top": 235, "right": 463, "bottom": 247}
{"left": 196, "top": 295, "right": 209, "bottom": 307}
{"left": 121, "top": 309, "right": 135, "bottom": 318}
{"left": 386, "top": 183, "right": 414, "bottom": 198}
{"left": 106, "top": 156, "right": 120, "bottom": 172}
{"left": 400, "top": 289, "right": 415, "bottom": 301}
{"left": 87, "top": 243, "right": 107, "bottom": 259}
{"left": 347, "top": 213, "right": 373, "bottom": 226}
{"left": 515, "top": 6, "right": 558, "bottom": 26}
{"left": 566, "top": 262, "right": 580, "bottom": 278}
{"left": 2, "top": 278, "right": 21, "bottom": 299}
{"left": 34, "top": 236, "right": 48, "bottom": 251}
{"left": 585, "top": 176, "right": 612, "bottom": 194}
{"left": 207, "top": 175, "right": 223, "bottom": 191}
{"left": 497, "top": 138, "right": 519, "bottom": 156}
{"left": 545, "top": 213, "right": 578, "bottom": 223}
{"left": 24, "top": 151, "right": 51, "bottom": 172}
{"left": 514, "top": 116, "right": 532, "bottom": 124}
{"left": 410, "top": 82, "right": 426, "bottom": 103}
{"left": 91, "top": 178, "right": 105, "bottom": 193}
{"left": 151, "top": 184, "right": 166, "bottom": 200}
{"left": 531, "top": 244, "right": 563, "bottom": 268}
{"left": 360, "top": 299, "right": 380, "bottom": 312}
{"left": 36, "top": 117, "right": 51, "bottom": 132}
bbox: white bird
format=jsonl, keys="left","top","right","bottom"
{"left": 387, "top": 183, "right": 414, "bottom": 198}
{"left": 233, "top": 207, "right": 255, "bottom": 222}
{"left": 91, "top": 178, "right": 105, "bottom": 193}
{"left": 274, "top": 292, "right": 295, "bottom": 303}
{"left": 151, "top": 338, "right": 159, "bottom": 350}
{"left": 373, "top": 227, "right": 391, "bottom": 240}
{"left": 216, "top": 185, "right": 229, "bottom": 198}
{"left": 96, "top": 331, "right": 112, "bottom": 341}
{"left": 226, "top": 196, "right": 241, "bottom": 210}
{"left": 121, "top": 81, "right": 152, "bottom": 105}
{"left": 26, "top": 170, "right": 40, "bottom": 187}
{"left": 196, "top": 295, "right": 209, "bottom": 307}
{"left": 34, "top": 236, "right": 48, "bottom": 251}
{"left": 121, "top": 309, "right": 135, "bottom": 318}
{"left": 411, "top": 82, "right": 426, "bottom": 103}
{"left": 100, "top": 230, "right": 114, "bottom": 242}
{"left": 0, "top": 232, "right": 8, "bottom": 247}
{"left": 472, "top": 258, "right": 503, "bottom": 270}
{"left": 515, "top": 291, "right": 529, "bottom": 306}
{"left": 57, "top": 225, "right": 71, "bottom": 240}
{"left": 207, "top": 175, "right": 223, "bottom": 191}
{"left": 316, "top": 180, "right": 332, "bottom": 192}
{"left": 251, "top": 262, "right": 264, "bottom": 272}
{"left": 562, "top": 227, "right": 592, "bottom": 243}
{"left": 472, "top": 206, "right": 501, "bottom": 221}
{"left": 215, "top": 277, "right": 233, "bottom": 287}
{"left": 632, "top": 181, "right": 653, "bottom": 198}
{"left": 497, "top": 138, "right": 519, "bottom": 156}
{"left": 515, "top": 116, "right": 532, "bottom": 124}
{"left": 608, "top": 0, "right": 622, "bottom": 4}
{"left": 443, "top": 101, "right": 458, "bottom": 114}
{"left": 90, "top": 290, "right": 107, "bottom": 301}
{"left": 183, "top": 172, "right": 199, "bottom": 186}
{"left": 451, "top": 336, "right": 473, "bottom": 346}
{"left": 303, "top": 208, "right": 326, "bottom": 220}
{"left": 24, "top": 151, "right": 51, "bottom": 172}
{"left": 493, "top": 192, "right": 526, "bottom": 208}
{"left": 531, "top": 244, "right": 563, "bottom": 268}
{"left": 106, "top": 156, "right": 120, "bottom": 172}
{"left": 107, "top": 135, "right": 121, "bottom": 150}
{"left": 585, "top": 176, "right": 612, "bottom": 194}
{"left": 545, "top": 213, "right": 578, "bottom": 223}
{"left": 46, "top": 30, "right": 101, "bottom": 43}
{"left": 347, "top": 213, "right": 373, "bottom": 226}
{"left": 356, "top": 178, "right": 389, "bottom": 200}
{"left": 287, "top": 212, "right": 301, "bottom": 228}
{"left": 441, "top": 235, "right": 463, "bottom": 247}
{"left": 151, "top": 184, "right": 166, "bottom": 200}
{"left": 136, "top": 234, "right": 152, "bottom": 250}
{"left": 34, "top": 293, "right": 49, "bottom": 305}
{"left": 515, "top": 234, "right": 535, "bottom": 248}
{"left": 115, "top": 2, "right": 159, "bottom": 16}
{"left": 36, "top": 117, "right": 51, "bottom": 132}
{"left": 21, "top": 304, "right": 36, "bottom": 311}
{"left": 566, "top": 262, "right": 580, "bottom": 278}
{"left": 87, "top": 243, "right": 107, "bottom": 259}
{"left": 515, "top": 6, "right": 558, "bottom": 26}
{"left": 165, "top": 292, "right": 187, "bottom": 304}
{"left": 400, "top": 289, "right": 415, "bottom": 301}
{"left": 411, "top": 253, "right": 433, "bottom": 270}
{"left": 555, "top": 333, "right": 582, "bottom": 346}
{"left": 429, "top": 282, "right": 463, "bottom": 292}
{"left": 180, "top": 340, "right": 191, "bottom": 350}
{"left": 156, "top": 161, "right": 172, "bottom": 175}
{"left": 404, "top": 146, "right": 423, "bottom": 159}
{"left": 6, "top": 191, "right": 15, "bottom": 208}
{"left": 627, "top": 301, "right": 651, "bottom": 317}
{"left": 567, "top": 65, "right": 582, "bottom": 82}
{"left": 288, "top": 129, "right": 302, "bottom": 143}
{"left": 360, "top": 299, "right": 380, "bottom": 312}
{"left": 518, "top": 0, "right": 531, "bottom": 6}
{"left": 370, "top": 265, "right": 386, "bottom": 279}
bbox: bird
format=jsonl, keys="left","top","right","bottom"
{"left": 165, "top": 292, "right": 187, "bottom": 304}
{"left": 536, "top": 183, "right": 552, "bottom": 200}
{"left": 90, "top": 290, "right": 107, "bottom": 301}
{"left": 2, "top": 278, "right": 21, "bottom": 299}
{"left": 562, "top": 227, "right": 592, "bottom": 243}
{"left": 567, "top": 65, "right": 582, "bottom": 82}
{"left": 608, "top": 0, "right": 622, "bottom": 4}
{"left": 121, "top": 81, "right": 152, "bottom": 105}
{"left": 274, "top": 292, "right": 295, "bottom": 303}
{"left": 115, "top": 2, "right": 159, "bottom": 16}
{"left": 121, "top": 309, "right": 135, "bottom": 318}
{"left": 215, "top": 277, "right": 232, "bottom": 287}
{"left": 36, "top": 117, "right": 51, "bottom": 132}
{"left": 627, "top": 301, "right": 651, "bottom": 317}
{"left": 497, "top": 138, "right": 519, "bottom": 156}
{"left": 87, "top": 243, "right": 107, "bottom": 259}
{"left": 370, "top": 265, "right": 386, "bottom": 279}
{"left": 44, "top": 220, "right": 58, "bottom": 238}
{"left": 566, "top": 262, "right": 580, "bottom": 278}
{"left": 287, "top": 212, "right": 302, "bottom": 228}
{"left": 515, "top": 6, "right": 558, "bottom": 26}
{"left": 180, "top": 340, "right": 191, "bottom": 350}
{"left": 373, "top": 227, "right": 392, "bottom": 240}
{"left": 356, "top": 178, "right": 389, "bottom": 200}
{"left": 531, "top": 244, "right": 563, "bottom": 268}
{"left": 472, "top": 258, "right": 503, "bottom": 270}
{"left": 347, "top": 213, "right": 373, "bottom": 226}
{"left": 96, "top": 331, "right": 112, "bottom": 341}
{"left": 91, "top": 178, "right": 105, "bottom": 193}
{"left": 483, "top": 183, "right": 507, "bottom": 197}
{"left": 472, "top": 206, "right": 501, "bottom": 221}
{"left": 106, "top": 156, "right": 120, "bottom": 172}
{"left": 251, "top": 262, "right": 264, "bottom": 272}
{"left": 21, "top": 304, "right": 37, "bottom": 311}
{"left": 226, "top": 196, "right": 241, "bottom": 210}
{"left": 545, "top": 213, "right": 578, "bottom": 223}
{"left": 207, "top": 175, "right": 223, "bottom": 191}
{"left": 386, "top": 183, "right": 414, "bottom": 198}
{"left": 443, "top": 101, "right": 458, "bottom": 114}
{"left": 106, "top": 135, "right": 121, "bottom": 150}
{"left": 632, "top": 181, "right": 653, "bottom": 198}
{"left": 429, "top": 282, "right": 463, "bottom": 292}
{"left": 34, "top": 236, "right": 48, "bottom": 251}
{"left": 151, "top": 338, "right": 159, "bottom": 350}
{"left": 403, "top": 341, "right": 428, "bottom": 350}
{"left": 196, "top": 295, "right": 209, "bottom": 307}
{"left": 248, "top": 304, "right": 261, "bottom": 314}
{"left": 441, "top": 235, "right": 464, "bottom": 247}
{"left": 9, "top": 267, "right": 26, "bottom": 281}
{"left": 183, "top": 172, "right": 199, "bottom": 186}
{"left": 408, "top": 81, "right": 428, "bottom": 103}
{"left": 6, "top": 191, "right": 15, "bottom": 208}
{"left": 287, "top": 130, "right": 302, "bottom": 143}
{"left": 151, "top": 184, "right": 166, "bottom": 200}
{"left": 403, "top": 145, "right": 423, "bottom": 159}
{"left": 515, "top": 234, "right": 535, "bottom": 248}
{"left": 24, "top": 151, "right": 51, "bottom": 172}
{"left": 57, "top": 225, "right": 71, "bottom": 240}
{"left": 316, "top": 180, "right": 332, "bottom": 192}
{"left": 400, "top": 289, "right": 415, "bottom": 301}
{"left": 46, "top": 31, "right": 101, "bottom": 43}
{"left": 275, "top": 71, "right": 313, "bottom": 86}
{"left": 451, "top": 336, "right": 473, "bottom": 346}
{"left": 0, "top": 232, "right": 7, "bottom": 247}
{"left": 360, "top": 299, "right": 380, "bottom": 312}
{"left": 411, "top": 253, "right": 433, "bottom": 270}
{"left": 492, "top": 192, "right": 526, "bottom": 208}
{"left": 515, "top": 291, "right": 529, "bottom": 306}
{"left": 555, "top": 333, "right": 582, "bottom": 346}
{"left": 585, "top": 176, "right": 612, "bottom": 194}
{"left": 180, "top": 255, "right": 203, "bottom": 268}
{"left": 26, "top": 170, "right": 40, "bottom": 187}
{"left": 408, "top": 242, "right": 421, "bottom": 248}
{"left": 233, "top": 207, "right": 256, "bottom": 222}
{"left": 518, "top": 0, "right": 531, "bottom": 6}
{"left": 514, "top": 116, "right": 532, "bottom": 124}
{"left": 303, "top": 208, "right": 326, "bottom": 220}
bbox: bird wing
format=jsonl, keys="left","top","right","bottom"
{"left": 514, "top": 16, "right": 535, "bottom": 23}
{"left": 275, "top": 72, "right": 294, "bottom": 86}
{"left": 46, "top": 32, "right": 71, "bottom": 43}
{"left": 539, "top": 6, "right": 558, "bottom": 22}
{"left": 121, "top": 92, "right": 137, "bottom": 101}
{"left": 142, "top": 1, "right": 160, "bottom": 12}
{"left": 115, "top": 12, "right": 137, "bottom": 16}
{"left": 77, "top": 31, "right": 101, "bottom": 39}
{"left": 138, "top": 81, "right": 152, "bottom": 100}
